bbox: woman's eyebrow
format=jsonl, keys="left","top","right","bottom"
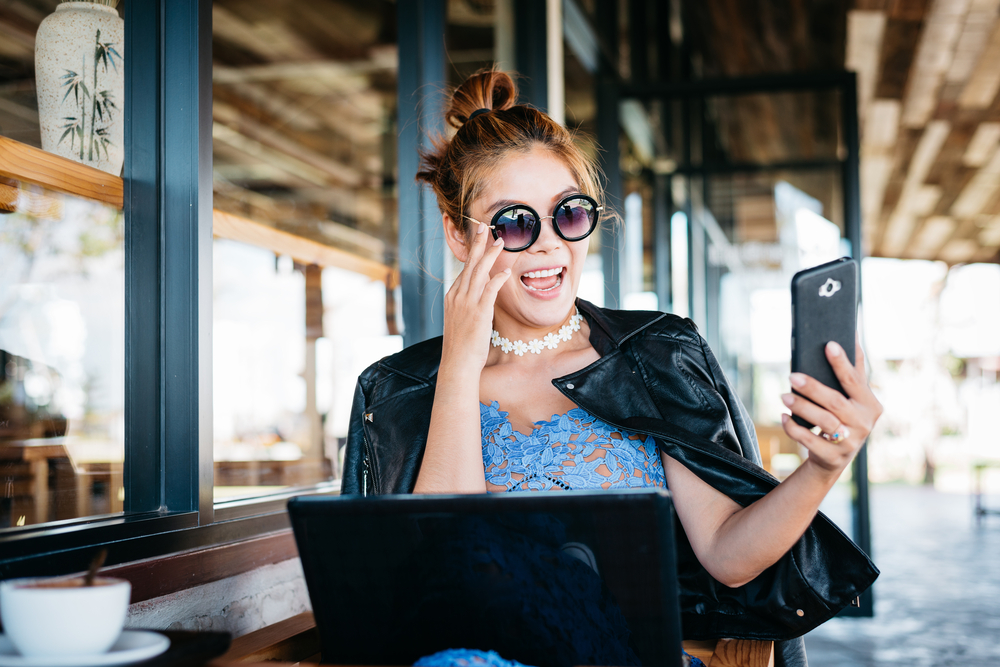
{"left": 485, "top": 187, "right": 582, "bottom": 213}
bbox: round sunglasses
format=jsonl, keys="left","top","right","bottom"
{"left": 466, "top": 194, "right": 602, "bottom": 252}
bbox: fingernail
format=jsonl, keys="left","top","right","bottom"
{"left": 503, "top": 268, "right": 511, "bottom": 274}
{"left": 476, "top": 222, "right": 485, "bottom": 234}
{"left": 827, "top": 341, "right": 842, "bottom": 356}
{"left": 493, "top": 238, "right": 503, "bottom": 246}
{"left": 789, "top": 373, "right": 806, "bottom": 388}
{"left": 781, "top": 393, "right": 794, "bottom": 407}
{"left": 781, "top": 414, "right": 789, "bottom": 425}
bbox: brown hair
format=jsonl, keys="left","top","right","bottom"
{"left": 416, "top": 68, "right": 605, "bottom": 239}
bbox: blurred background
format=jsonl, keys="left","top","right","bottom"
{"left": 1, "top": 1, "right": 999, "bottom": 664}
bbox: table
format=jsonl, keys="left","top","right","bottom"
{"left": 208, "top": 612, "right": 775, "bottom": 667}
{"left": 0, "top": 438, "right": 74, "bottom": 526}
{"left": 0, "top": 437, "right": 125, "bottom": 526}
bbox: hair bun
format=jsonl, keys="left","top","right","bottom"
{"left": 445, "top": 68, "right": 518, "bottom": 129}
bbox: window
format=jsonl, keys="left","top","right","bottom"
{"left": 1, "top": 1, "right": 126, "bottom": 530}
{"left": 0, "top": 0, "right": 463, "bottom": 577}
{"left": 209, "top": 0, "right": 402, "bottom": 502}
{"left": 1, "top": 0, "right": 241, "bottom": 574}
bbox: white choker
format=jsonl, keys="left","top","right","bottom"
{"left": 491, "top": 309, "right": 583, "bottom": 356}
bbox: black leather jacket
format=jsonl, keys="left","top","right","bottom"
{"left": 342, "top": 300, "right": 878, "bottom": 664}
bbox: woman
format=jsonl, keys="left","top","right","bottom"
{"left": 343, "top": 70, "right": 881, "bottom": 667}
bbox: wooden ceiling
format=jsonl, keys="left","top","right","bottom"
{"left": 850, "top": 0, "right": 1000, "bottom": 264}
{"left": 4, "top": 1, "right": 996, "bottom": 265}
{"left": 210, "top": 0, "right": 399, "bottom": 263}
{"left": 686, "top": 0, "right": 1000, "bottom": 265}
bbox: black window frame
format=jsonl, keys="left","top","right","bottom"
{"left": 0, "top": 0, "right": 296, "bottom": 579}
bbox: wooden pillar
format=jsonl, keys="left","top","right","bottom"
{"left": 304, "top": 264, "right": 323, "bottom": 463}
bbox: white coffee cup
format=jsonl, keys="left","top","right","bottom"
{"left": 0, "top": 576, "right": 131, "bottom": 657}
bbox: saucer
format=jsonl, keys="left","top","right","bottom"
{"left": 0, "top": 631, "right": 170, "bottom": 667}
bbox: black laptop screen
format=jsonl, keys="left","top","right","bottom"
{"left": 289, "top": 489, "right": 683, "bottom": 667}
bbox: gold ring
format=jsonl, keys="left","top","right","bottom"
{"left": 821, "top": 427, "right": 850, "bottom": 444}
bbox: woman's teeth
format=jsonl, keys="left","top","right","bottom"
{"left": 525, "top": 276, "right": 562, "bottom": 292}
{"left": 524, "top": 268, "right": 562, "bottom": 278}
{"left": 521, "top": 273, "right": 562, "bottom": 292}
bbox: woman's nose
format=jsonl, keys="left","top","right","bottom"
{"left": 529, "top": 216, "right": 561, "bottom": 252}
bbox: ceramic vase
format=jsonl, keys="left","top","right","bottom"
{"left": 35, "top": 2, "right": 124, "bottom": 175}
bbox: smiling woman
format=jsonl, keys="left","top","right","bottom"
{"left": 342, "top": 69, "right": 883, "bottom": 667}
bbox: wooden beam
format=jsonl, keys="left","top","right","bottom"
{"left": 212, "top": 4, "right": 323, "bottom": 62}
{"left": 846, "top": 10, "right": 887, "bottom": 116}
{"left": 959, "top": 21, "right": 1000, "bottom": 108}
{"left": 212, "top": 117, "right": 362, "bottom": 188}
{"left": 929, "top": 215, "right": 983, "bottom": 263}
{"left": 213, "top": 52, "right": 395, "bottom": 85}
{"left": 907, "top": 214, "right": 956, "bottom": 257}
{"left": 861, "top": 152, "right": 894, "bottom": 240}
{"left": 0, "top": 95, "right": 38, "bottom": 124}
{"left": 880, "top": 120, "right": 950, "bottom": 255}
{"left": 939, "top": 236, "right": 979, "bottom": 261}
{"left": 963, "top": 121, "right": 1000, "bottom": 165}
{"left": 212, "top": 181, "right": 388, "bottom": 255}
{"left": 0, "top": 5, "right": 38, "bottom": 60}
{"left": 213, "top": 208, "right": 398, "bottom": 287}
{"left": 876, "top": 17, "right": 925, "bottom": 99}
{"left": 0, "top": 136, "right": 123, "bottom": 209}
{"left": 979, "top": 215, "right": 1000, "bottom": 244}
{"left": 900, "top": 0, "right": 964, "bottom": 128}
{"left": 0, "top": 179, "right": 64, "bottom": 219}
{"left": 945, "top": 0, "right": 999, "bottom": 85}
{"left": 860, "top": 100, "right": 900, "bottom": 241}
{"left": 889, "top": 0, "right": 931, "bottom": 21}
{"left": 950, "top": 143, "right": 1000, "bottom": 217}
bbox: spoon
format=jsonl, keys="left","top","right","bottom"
{"left": 83, "top": 548, "right": 108, "bottom": 586}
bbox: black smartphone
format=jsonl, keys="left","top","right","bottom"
{"left": 790, "top": 257, "right": 858, "bottom": 429}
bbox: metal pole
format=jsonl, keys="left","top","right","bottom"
{"left": 654, "top": 173, "right": 672, "bottom": 312}
{"left": 596, "top": 0, "right": 621, "bottom": 308}
{"left": 842, "top": 71, "right": 875, "bottom": 617}
{"left": 397, "top": 0, "right": 446, "bottom": 347}
{"left": 514, "top": 0, "right": 548, "bottom": 111}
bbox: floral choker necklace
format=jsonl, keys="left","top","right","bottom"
{"left": 491, "top": 309, "right": 583, "bottom": 356}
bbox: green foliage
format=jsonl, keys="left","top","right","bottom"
{"left": 0, "top": 380, "right": 12, "bottom": 407}
{"left": 93, "top": 30, "right": 122, "bottom": 74}
{"left": 56, "top": 29, "right": 121, "bottom": 163}
{"left": 943, "top": 354, "right": 966, "bottom": 378}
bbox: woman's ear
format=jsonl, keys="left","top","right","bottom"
{"left": 443, "top": 212, "right": 471, "bottom": 263}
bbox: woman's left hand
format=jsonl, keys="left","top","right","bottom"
{"left": 780, "top": 335, "right": 883, "bottom": 475}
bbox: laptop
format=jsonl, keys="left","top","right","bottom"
{"left": 288, "top": 488, "right": 683, "bottom": 667}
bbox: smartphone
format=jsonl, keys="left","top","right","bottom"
{"left": 790, "top": 257, "right": 858, "bottom": 429}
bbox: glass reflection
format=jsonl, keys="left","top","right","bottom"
{"left": 211, "top": 0, "right": 402, "bottom": 500}
{"left": 0, "top": 181, "right": 124, "bottom": 529}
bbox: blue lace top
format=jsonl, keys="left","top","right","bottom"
{"left": 480, "top": 401, "right": 666, "bottom": 493}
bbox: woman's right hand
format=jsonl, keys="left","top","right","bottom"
{"left": 440, "top": 222, "right": 511, "bottom": 372}
{"left": 417, "top": 221, "right": 508, "bottom": 494}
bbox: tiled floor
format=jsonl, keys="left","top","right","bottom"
{"left": 804, "top": 484, "right": 1000, "bottom": 666}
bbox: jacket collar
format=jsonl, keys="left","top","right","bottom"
{"left": 576, "top": 299, "right": 667, "bottom": 355}
{"left": 380, "top": 299, "right": 667, "bottom": 382}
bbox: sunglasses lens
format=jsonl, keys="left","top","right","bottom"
{"left": 554, "top": 197, "right": 598, "bottom": 240}
{"left": 493, "top": 207, "right": 537, "bottom": 249}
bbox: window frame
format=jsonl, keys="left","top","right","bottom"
{"left": 0, "top": 0, "right": 452, "bottom": 579}
{"left": 0, "top": 0, "right": 280, "bottom": 579}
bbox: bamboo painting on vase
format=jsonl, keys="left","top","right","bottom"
{"left": 35, "top": 0, "right": 124, "bottom": 176}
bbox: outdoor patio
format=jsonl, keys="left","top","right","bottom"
{"left": 805, "top": 483, "right": 1000, "bottom": 666}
